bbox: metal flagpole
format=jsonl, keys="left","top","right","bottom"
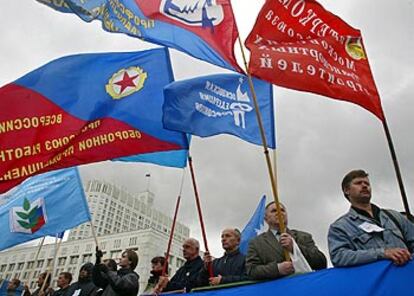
{"left": 162, "top": 168, "right": 186, "bottom": 276}
{"left": 188, "top": 156, "right": 214, "bottom": 277}
{"left": 237, "top": 37, "right": 289, "bottom": 260}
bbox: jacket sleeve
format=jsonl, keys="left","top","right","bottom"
{"left": 245, "top": 239, "right": 280, "bottom": 280}
{"left": 328, "top": 223, "right": 384, "bottom": 267}
{"left": 165, "top": 271, "right": 185, "bottom": 292}
{"left": 92, "top": 265, "right": 109, "bottom": 288}
{"left": 105, "top": 271, "right": 139, "bottom": 294}
{"left": 196, "top": 266, "right": 210, "bottom": 287}
{"left": 295, "top": 232, "right": 327, "bottom": 270}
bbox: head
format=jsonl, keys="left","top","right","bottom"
{"left": 37, "top": 272, "right": 51, "bottom": 288}
{"left": 103, "top": 259, "right": 118, "bottom": 271}
{"left": 7, "top": 279, "right": 20, "bottom": 291}
{"left": 57, "top": 272, "right": 72, "bottom": 289}
{"left": 182, "top": 238, "right": 200, "bottom": 261}
{"left": 341, "top": 170, "right": 371, "bottom": 205}
{"left": 118, "top": 249, "right": 138, "bottom": 270}
{"left": 221, "top": 228, "right": 241, "bottom": 252}
{"left": 264, "top": 202, "right": 287, "bottom": 231}
{"left": 150, "top": 256, "right": 167, "bottom": 276}
{"left": 79, "top": 262, "right": 93, "bottom": 281}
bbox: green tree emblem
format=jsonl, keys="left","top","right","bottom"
{"left": 15, "top": 198, "right": 43, "bottom": 230}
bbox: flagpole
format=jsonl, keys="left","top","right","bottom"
{"left": 237, "top": 37, "right": 289, "bottom": 261}
{"left": 382, "top": 117, "right": 413, "bottom": 221}
{"left": 89, "top": 220, "right": 100, "bottom": 249}
{"left": 27, "top": 237, "right": 46, "bottom": 289}
{"left": 162, "top": 168, "right": 185, "bottom": 276}
{"left": 40, "top": 235, "right": 63, "bottom": 294}
{"left": 188, "top": 156, "right": 214, "bottom": 277}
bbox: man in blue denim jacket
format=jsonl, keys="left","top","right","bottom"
{"left": 328, "top": 169, "right": 414, "bottom": 267}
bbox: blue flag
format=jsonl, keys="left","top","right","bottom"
{"left": 36, "top": 0, "right": 241, "bottom": 71}
{"left": 191, "top": 261, "right": 414, "bottom": 295}
{"left": 0, "top": 279, "right": 24, "bottom": 296}
{"left": 163, "top": 74, "right": 276, "bottom": 148}
{"left": 0, "top": 48, "right": 188, "bottom": 193}
{"left": 0, "top": 168, "right": 91, "bottom": 251}
{"left": 239, "top": 196, "right": 266, "bottom": 255}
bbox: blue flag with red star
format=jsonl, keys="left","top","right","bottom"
{"left": 0, "top": 48, "right": 188, "bottom": 193}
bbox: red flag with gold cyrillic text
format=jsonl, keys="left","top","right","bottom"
{"left": 245, "top": 0, "right": 384, "bottom": 120}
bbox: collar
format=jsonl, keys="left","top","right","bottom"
{"left": 224, "top": 248, "right": 240, "bottom": 257}
{"left": 349, "top": 204, "right": 382, "bottom": 224}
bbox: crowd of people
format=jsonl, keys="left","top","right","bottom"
{"left": 10, "top": 169, "right": 414, "bottom": 296}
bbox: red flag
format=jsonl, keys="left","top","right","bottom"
{"left": 245, "top": 0, "right": 384, "bottom": 120}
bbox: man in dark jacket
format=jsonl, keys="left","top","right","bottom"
{"left": 52, "top": 272, "right": 72, "bottom": 296}
{"left": 155, "top": 238, "right": 203, "bottom": 293}
{"left": 92, "top": 248, "right": 139, "bottom": 296}
{"left": 198, "top": 228, "right": 248, "bottom": 286}
{"left": 246, "top": 202, "right": 327, "bottom": 280}
{"left": 67, "top": 263, "right": 98, "bottom": 296}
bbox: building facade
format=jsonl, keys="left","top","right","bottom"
{"left": 0, "top": 180, "right": 190, "bottom": 293}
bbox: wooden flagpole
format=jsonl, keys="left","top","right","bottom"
{"left": 40, "top": 235, "right": 63, "bottom": 294}
{"left": 162, "top": 169, "right": 186, "bottom": 276}
{"left": 236, "top": 37, "right": 289, "bottom": 260}
{"left": 188, "top": 156, "right": 214, "bottom": 277}
{"left": 27, "top": 237, "right": 46, "bottom": 289}
{"left": 382, "top": 117, "right": 413, "bottom": 221}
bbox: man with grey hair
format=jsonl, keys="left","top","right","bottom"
{"left": 155, "top": 238, "right": 203, "bottom": 293}
{"left": 198, "top": 228, "right": 248, "bottom": 286}
{"left": 328, "top": 169, "right": 414, "bottom": 267}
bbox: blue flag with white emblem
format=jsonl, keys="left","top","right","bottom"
{"left": 239, "top": 195, "right": 266, "bottom": 255}
{"left": 162, "top": 74, "right": 275, "bottom": 148}
{"left": 0, "top": 168, "right": 91, "bottom": 251}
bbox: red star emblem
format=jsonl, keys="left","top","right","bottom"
{"left": 115, "top": 71, "right": 139, "bottom": 93}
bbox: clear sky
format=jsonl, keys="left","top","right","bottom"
{"left": 1, "top": 1, "right": 413, "bottom": 263}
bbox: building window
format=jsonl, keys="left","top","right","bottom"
{"left": 114, "top": 239, "right": 121, "bottom": 248}
{"left": 70, "top": 256, "right": 79, "bottom": 265}
{"left": 36, "top": 260, "right": 44, "bottom": 269}
{"left": 26, "top": 262, "right": 34, "bottom": 269}
{"left": 58, "top": 257, "right": 66, "bottom": 266}
{"left": 0, "top": 265, "right": 6, "bottom": 272}
{"left": 110, "top": 250, "right": 122, "bottom": 259}
{"left": 129, "top": 237, "right": 137, "bottom": 246}
{"left": 82, "top": 254, "right": 92, "bottom": 263}
{"left": 17, "top": 263, "right": 24, "bottom": 270}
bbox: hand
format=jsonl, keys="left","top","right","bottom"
{"left": 384, "top": 248, "right": 411, "bottom": 266}
{"left": 277, "top": 261, "right": 295, "bottom": 276}
{"left": 209, "top": 275, "right": 222, "bottom": 286}
{"left": 154, "top": 275, "right": 169, "bottom": 294}
{"left": 279, "top": 233, "right": 294, "bottom": 253}
{"left": 96, "top": 246, "right": 103, "bottom": 265}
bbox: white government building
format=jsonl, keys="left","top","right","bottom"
{"left": 0, "top": 179, "right": 190, "bottom": 293}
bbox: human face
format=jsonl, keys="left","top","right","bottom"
{"left": 36, "top": 275, "right": 45, "bottom": 287}
{"left": 7, "top": 280, "right": 18, "bottom": 290}
{"left": 57, "top": 274, "right": 68, "bottom": 289}
{"left": 345, "top": 177, "right": 371, "bottom": 205}
{"left": 221, "top": 229, "right": 239, "bottom": 252}
{"left": 79, "top": 269, "right": 88, "bottom": 280}
{"left": 264, "top": 203, "right": 287, "bottom": 230}
{"left": 182, "top": 240, "right": 198, "bottom": 261}
{"left": 118, "top": 252, "right": 131, "bottom": 269}
{"left": 151, "top": 262, "right": 163, "bottom": 273}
